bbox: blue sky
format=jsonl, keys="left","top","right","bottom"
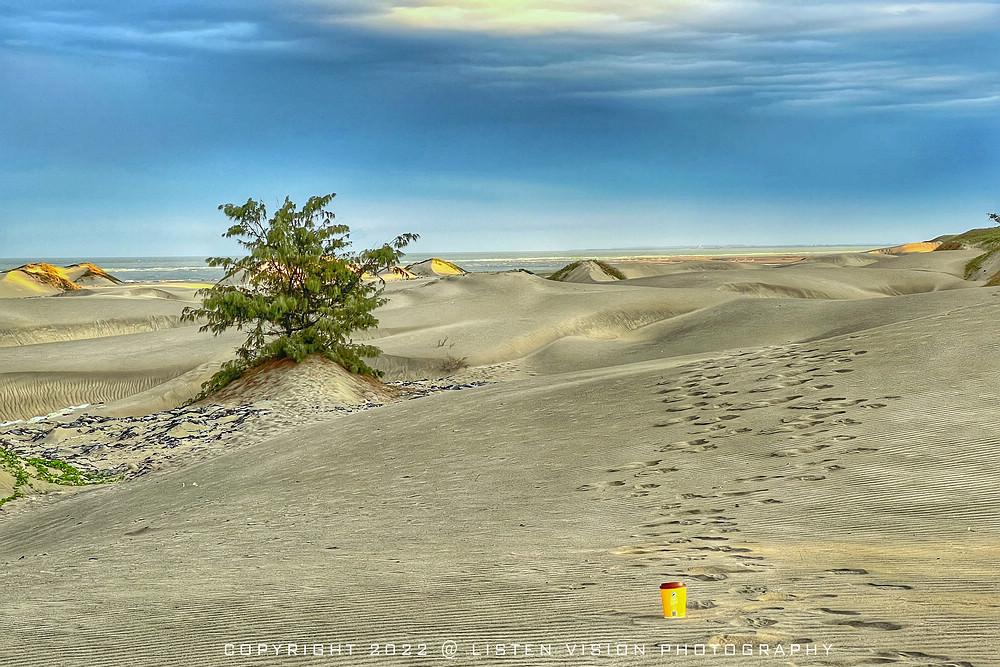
{"left": 1, "top": 1, "right": 999, "bottom": 256}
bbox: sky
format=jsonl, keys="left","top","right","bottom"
{"left": 1, "top": 1, "right": 999, "bottom": 256}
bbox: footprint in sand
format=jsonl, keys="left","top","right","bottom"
{"left": 658, "top": 439, "right": 717, "bottom": 453}
{"left": 733, "top": 584, "right": 768, "bottom": 598}
{"left": 771, "top": 443, "right": 831, "bottom": 457}
{"left": 695, "top": 544, "right": 750, "bottom": 553}
{"left": 638, "top": 519, "right": 686, "bottom": 528}
{"left": 735, "top": 474, "right": 784, "bottom": 482}
{"left": 827, "top": 619, "right": 903, "bottom": 631}
{"left": 876, "top": 650, "right": 973, "bottom": 666}
{"left": 654, "top": 415, "right": 701, "bottom": 427}
{"left": 605, "top": 460, "right": 663, "bottom": 473}
{"left": 826, "top": 568, "right": 869, "bottom": 575}
{"left": 688, "top": 600, "right": 717, "bottom": 610}
{"left": 705, "top": 427, "right": 753, "bottom": 439}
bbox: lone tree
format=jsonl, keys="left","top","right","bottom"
{"left": 181, "top": 193, "right": 418, "bottom": 395}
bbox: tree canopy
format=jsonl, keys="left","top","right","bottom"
{"left": 181, "top": 193, "right": 418, "bottom": 395}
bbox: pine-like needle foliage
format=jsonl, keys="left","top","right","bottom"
{"left": 181, "top": 193, "right": 418, "bottom": 395}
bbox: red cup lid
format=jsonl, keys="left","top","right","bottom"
{"left": 660, "top": 582, "right": 686, "bottom": 589}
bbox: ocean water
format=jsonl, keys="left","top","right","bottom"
{"left": 0, "top": 246, "right": 879, "bottom": 283}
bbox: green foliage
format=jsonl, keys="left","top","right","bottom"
{"left": 932, "top": 219, "right": 1000, "bottom": 282}
{"left": 964, "top": 250, "right": 992, "bottom": 279}
{"left": 0, "top": 446, "right": 29, "bottom": 509}
{"left": 548, "top": 260, "right": 626, "bottom": 282}
{"left": 0, "top": 446, "right": 115, "bottom": 509}
{"left": 934, "top": 225, "right": 1000, "bottom": 252}
{"left": 181, "top": 193, "right": 418, "bottom": 395}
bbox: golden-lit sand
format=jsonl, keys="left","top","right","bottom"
{"left": 868, "top": 241, "right": 943, "bottom": 254}
{"left": 1, "top": 249, "right": 998, "bottom": 666}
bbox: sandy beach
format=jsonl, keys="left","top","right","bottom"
{"left": 1, "top": 248, "right": 999, "bottom": 666}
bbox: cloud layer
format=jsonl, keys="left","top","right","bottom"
{"left": 1, "top": 1, "right": 998, "bottom": 254}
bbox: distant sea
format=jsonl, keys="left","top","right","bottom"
{"left": 0, "top": 246, "right": 880, "bottom": 283}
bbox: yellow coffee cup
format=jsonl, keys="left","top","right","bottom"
{"left": 660, "top": 582, "right": 687, "bottom": 618}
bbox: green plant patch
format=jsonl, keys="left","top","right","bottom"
{"left": 934, "top": 227, "right": 1000, "bottom": 252}
{"left": 0, "top": 446, "right": 118, "bottom": 509}
{"left": 933, "top": 226, "right": 1000, "bottom": 281}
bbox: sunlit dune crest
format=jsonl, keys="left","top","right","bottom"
{"left": 0, "top": 262, "right": 122, "bottom": 297}
{"left": 868, "top": 241, "right": 942, "bottom": 255}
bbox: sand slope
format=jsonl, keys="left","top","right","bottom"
{"left": 0, "top": 286, "right": 241, "bottom": 422}
{"left": 1, "top": 251, "right": 998, "bottom": 666}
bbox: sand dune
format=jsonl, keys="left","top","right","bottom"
{"left": 1, "top": 249, "right": 998, "bottom": 666}
{"left": 0, "top": 262, "right": 121, "bottom": 298}
{"left": 549, "top": 259, "right": 626, "bottom": 283}
{"left": 203, "top": 355, "right": 403, "bottom": 408}
{"left": 0, "top": 285, "right": 242, "bottom": 421}
{"left": 868, "top": 241, "right": 942, "bottom": 254}
{"left": 406, "top": 258, "right": 468, "bottom": 276}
